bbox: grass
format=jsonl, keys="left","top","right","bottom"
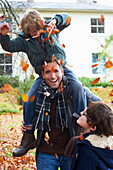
{"left": 0, "top": 87, "right": 113, "bottom": 169}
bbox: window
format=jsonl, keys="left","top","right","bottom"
{"left": 0, "top": 54, "right": 12, "bottom": 75}
{"left": 91, "top": 18, "right": 104, "bottom": 33}
{"left": 92, "top": 53, "right": 106, "bottom": 74}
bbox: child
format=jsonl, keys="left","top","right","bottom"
{"left": 64, "top": 101, "right": 113, "bottom": 170}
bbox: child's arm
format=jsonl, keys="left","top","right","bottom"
{"left": 0, "top": 23, "right": 27, "bottom": 52}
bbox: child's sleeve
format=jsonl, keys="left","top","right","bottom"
{"left": 53, "top": 13, "right": 71, "bottom": 31}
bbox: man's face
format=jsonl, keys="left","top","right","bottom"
{"left": 42, "top": 61, "right": 63, "bottom": 89}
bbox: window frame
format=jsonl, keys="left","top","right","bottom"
{"left": 91, "top": 18, "right": 105, "bottom": 34}
{"left": 92, "top": 53, "right": 106, "bottom": 75}
{"left": 0, "top": 53, "right": 12, "bottom": 75}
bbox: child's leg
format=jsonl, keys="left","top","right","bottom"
{"left": 23, "top": 76, "right": 43, "bottom": 127}
{"left": 13, "top": 76, "right": 43, "bottom": 157}
{"left": 64, "top": 67, "right": 86, "bottom": 115}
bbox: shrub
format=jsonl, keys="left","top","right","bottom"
{"left": 78, "top": 76, "right": 112, "bottom": 88}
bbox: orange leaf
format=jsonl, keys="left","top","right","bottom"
{"left": 25, "top": 38, "right": 30, "bottom": 41}
{"left": 21, "top": 59, "right": 26, "bottom": 68}
{"left": 30, "top": 96, "right": 35, "bottom": 102}
{"left": 10, "top": 127, "right": 14, "bottom": 131}
{"left": 105, "top": 61, "right": 113, "bottom": 69}
{"left": 39, "top": 29, "right": 46, "bottom": 34}
{"left": 99, "top": 14, "right": 104, "bottom": 24}
{"left": 52, "top": 29, "right": 60, "bottom": 34}
{"left": 0, "top": 14, "right": 5, "bottom": 20}
{"left": 32, "top": 34, "right": 40, "bottom": 38}
{"left": 62, "top": 44, "right": 65, "bottom": 48}
{"left": 1, "top": 84, "right": 13, "bottom": 92}
{"left": 6, "top": 53, "right": 12, "bottom": 56}
{"left": 58, "top": 82, "right": 63, "bottom": 93}
{"left": 97, "top": 59, "right": 101, "bottom": 61}
{"left": 22, "top": 64, "right": 29, "bottom": 72}
{"left": 45, "top": 132, "right": 50, "bottom": 140}
{"left": 22, "top": 93, "right": 28, "bottom": 102}
{"left": 91, "top": 64, "right": 99, "bottom": 67}
{"left": 19, "top": 23, "right": 21, "bottom": 30}
{"left": 110, "top": 80, "right": 113, "bottom": 86}
{"left": 109, "top": 90, "right": 113, "bottom": 96}
{"left": 21, "top": 59, "right": 29, "bottom": 72}
{"left": 51, "top": 37, "right": 54, "bottom": 44}
{"left": 51, "top": 66, "right": 55, "bottom": 73}
{"left": 66, "top": 17, "right": 71, "bottom": 26}
{"left": 39, "top": 19, "right": 44, "bottom": 29}
{"left": 19, "top": 106, "right": 23, "bottom": 110}
{"left": 92, "top": 77, "right": 100, "bottom": 85}
{"left": 44, "top": 37, "right": 49, "bottom": 42}
{"left": 45, "top": 112, "right": 48, "bottom": 116}
{"left": 55, "top": 153, "right": 58, "bottom": 159}
{"left": 79, "top": 134, "right": 84, "bottom": 141}
{"left": 17, "top": 91, "right": 21, "bottom": 97}
{"left": 100, "top": 44, "right": 104, "bottom": 48}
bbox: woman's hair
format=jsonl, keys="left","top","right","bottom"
{"left": 20, "top": 9, "right": 44, "bottom": 35}
{"left": 86, "top": 101, "right": 113, "bottom": 137}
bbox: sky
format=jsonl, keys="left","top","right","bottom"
{"left": 8, "top": 0, "right": 113, "bottom": 6}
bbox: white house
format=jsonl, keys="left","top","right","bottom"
{"left": 0, "top": 0, "right": 113, "bottom": 81}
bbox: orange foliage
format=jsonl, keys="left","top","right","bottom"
{"left": 105, "top": 61, "right": 113, "bottom": 69}
{"left": 51, "top": 66, "right": 55, "bottom": 73}
{"left": 110, "top": 80, "right": 113, "bottom": 86}
{"left": 58, "top": 82, "right": 63, "bottom": 93}
{"left": 21, "top": 59, "right": 29, "bottom": 72}
{"left": 62, "top": 44, "right": 65, "bottom": 48}
{"left": 66, "top": 17, "right": 71, "bottom": 26}
{"left": 92, "top": 77, "right": 100, "bottom": 85}
{"left": 0, "top": 14, "right": 5, "bottom": 20}
{"left": 91, "top": 64, "right": 99, "bottom": 67}
{"left": 22, "top": 93, "right": 28, "bottom": 102}
{"left": 30, "top": 96, "right": 35, "bottom": 102}
{"left": 99, "top": 14, "right": 104, "bottom": 24}
{"left": 39, "top": 19, "right": 44, "bottom": 29}
{"left": 1, "top": 84, "right": 13, "bottom": 92}
{"left": 109, "top": 89, "right": 113, "bottom": 96}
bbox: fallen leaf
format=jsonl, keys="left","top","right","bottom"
{"left": 0, "top": 14, "right": 5, "bottom": 20}
{"left": 22, "top": 93, "right": 28, "bottom": 102}
{"left": 91, "top": 64, "right": 99, "bottom": 67}
{"left": 105, "top": 61, "right": 113, "bottom": 69}
{"left": 92, "top": 77, "right": 100, "bottom": 85}
{"left": 30, "top": 96, "right": 35, "bottom": 102}
{"left": 66, "top": 17, "right": 71, "bottom": 26}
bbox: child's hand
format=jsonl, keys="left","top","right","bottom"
{"left": 48, "top": 19, "right": 57, "bottom": 29}
{"left": 0, "top": 22, "right": 10, "bottom": 36}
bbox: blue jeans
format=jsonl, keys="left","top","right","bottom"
{"left": 36, "top": 152, "right": 71, "bottom": 170}
{"left": 23, "top": 68, "right": 86, "bottom": 126}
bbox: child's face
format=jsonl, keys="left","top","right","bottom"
{"left": 77, "top": 110, "right": 91, "bottom": 133}
{"left": 29, "top": 28, "right": 39, "bottom": 37}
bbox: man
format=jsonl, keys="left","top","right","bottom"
{"left": 21, "top": 57, "right": 86, "bottom": 169}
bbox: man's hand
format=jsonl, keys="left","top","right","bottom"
{"left": 0, "top": 22, "right": 10, "bottom": 36}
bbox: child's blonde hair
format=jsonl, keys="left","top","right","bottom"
{"left": 20, "top": 10, "right": 44, "bottom": 35}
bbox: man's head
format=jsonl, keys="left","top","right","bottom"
{"left": 41, "top": 57, "right": 64, "bottom": 89}
{"left": 21, "top": 10, "right": 44, "bottom": 36}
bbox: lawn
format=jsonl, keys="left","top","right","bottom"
{"left": 0, "top": 87, "right": 113, "bottom": 169}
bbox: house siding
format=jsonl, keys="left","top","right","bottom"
{"left": 0, "top": 1, "right": 113, "bottom": 81}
